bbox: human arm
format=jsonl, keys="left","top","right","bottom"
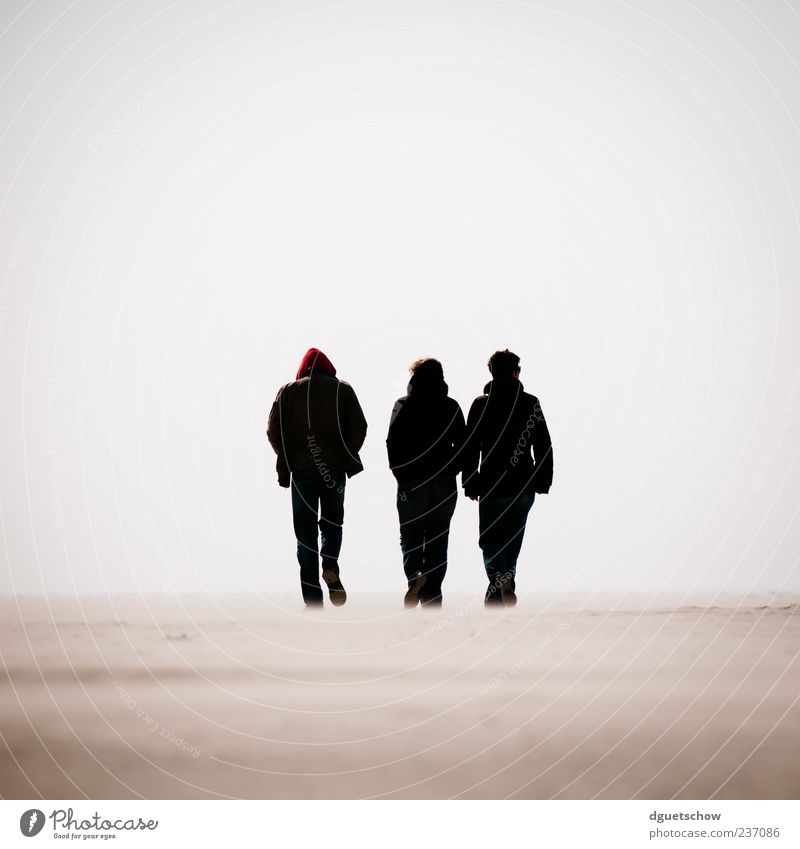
{"left": 462, "top": 397, "right": 484, "bottom": 500}
{"left": 386, "top": 398, "right": 406, "bottom": 473}
{"left": 266, "top": 387, "right": 291, "bottom": 488}
{"left": 449, "top": 400, "right": 467, "bottom": 480}
{"left": 342, "top": 383, "right": 368, "bottom": 455}
{"left": 531, "top": 397, "right": 553, "bottom": 494}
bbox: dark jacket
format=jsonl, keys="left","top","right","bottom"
{"left": 386, "top": 370, "right": 466, "bottom": 484}
{"left": 462, "top": 378, "right": 553, "bottom": 498}
{"left": 267, "top": 374, "right": 367, "bottom": 487}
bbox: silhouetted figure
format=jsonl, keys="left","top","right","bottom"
{"left": 267, "top": 348, "right": 367, "bottom": 607}
{"left": 463, "top": 350, "right": 553, "bottom": 606}
{"left": 387, "top": 358, "right": 466, "bottom": 607}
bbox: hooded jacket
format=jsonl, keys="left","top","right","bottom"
{"left": 295, "top": 347, "right": 336, "bottom": 380}
{"left": 462, "top": 378, "right": 553, "bottom": 498}
{"left": 267, "top": 349, "right": 368, "bottom": 486}
{"left": 386, "top": 368, "right": 466, "bottom": 484}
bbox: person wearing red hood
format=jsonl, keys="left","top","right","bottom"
{"left": 267, "top": 348, "right": 368, "bottom": 607}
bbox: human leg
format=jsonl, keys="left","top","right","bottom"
{"left": 291, "top": 470, "right": 323, "bottom": 605}
{"left": 420, "top": 478, "right": 457, "bottom": 605}
{"left": 397, "top": 483, "right": 427, "bottom": 606}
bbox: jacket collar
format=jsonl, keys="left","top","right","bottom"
{"left": 483, "top": 377, "right": 523, "bottom": 394}
{"left": 407, "top": 365, "right": 448, "bottom": 398}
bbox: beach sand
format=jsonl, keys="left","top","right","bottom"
{"left": 1, "top": 593, "right": 798, "bottom": 799}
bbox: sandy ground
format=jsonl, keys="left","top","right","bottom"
{"left": 0, "top": 593, "right": 798, "bottom": 799}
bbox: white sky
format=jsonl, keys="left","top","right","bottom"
{"left": 1, "top": 0, "right": 799, "bottom": 598}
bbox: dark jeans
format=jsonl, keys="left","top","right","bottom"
{"left": 478, "top": 492, "right": 535, "bottom": 584}
{"left": 291, "top": 468, "right": 347, "bottom": 604}
{"left": 396, "top": 476, "right": 457, "bottom": 604}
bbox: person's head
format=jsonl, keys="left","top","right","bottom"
{"left": 488, "top": 349, "right": 521, "bottom": 379}
{"left": 296, "top": 347, "right": 336, "bottom": 380}
{"left": 408, "top": 357, "right": 447, "bottom": 396}
{"left": 409, "top": 357, "right": 444, "bottom": 380}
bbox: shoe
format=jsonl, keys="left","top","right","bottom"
{"left": 322, "top": 569, "right": 347, "bottom": 606}
{"left": 498, "top": 574, "right": 517, "bottom": 607}
{"left": 484, "top": 582, "right": 503, "bottom": 606}
{"left": 404, "top": 572, "right": 427, "bottom": 608}
{"left": 420, "top": 595, "right": 442, "bottom": 607}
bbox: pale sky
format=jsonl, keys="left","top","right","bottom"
{"left": 1, "top": 0, "right": 799, "bottom": 598}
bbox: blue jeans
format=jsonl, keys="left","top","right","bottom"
{"left": 478, "top": 493, "right": 535, "bottom": 584}
{"left": 396, "top": 476, "right": 457, "bottom": 604}
{"left": 290, "top": 468, "right": 346, "bottom": 604}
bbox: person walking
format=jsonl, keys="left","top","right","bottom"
{"left": 267, "top": 348, "right": 367, "bottom": 607}
{"left": 462, "top": 350, "right": 553, "bottom": 607}
{"left": 387, "top": 358, "right": 466, "bottom": 607}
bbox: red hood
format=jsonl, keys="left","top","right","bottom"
{"left": 296, "top": 348, "right": 336, "bottom": 380}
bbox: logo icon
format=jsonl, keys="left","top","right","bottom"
{"left": 19, "top": 809, "right": 46, "bottom": 837}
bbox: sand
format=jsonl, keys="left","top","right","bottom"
{"left": 0, "top": 593, "right": 798, "bottom": 799}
